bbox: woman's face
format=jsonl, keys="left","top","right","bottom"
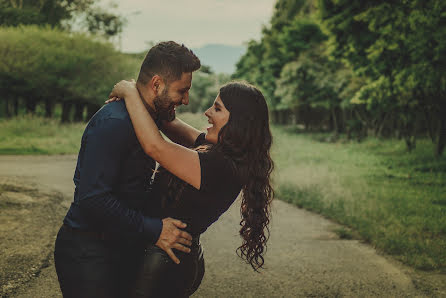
{"left": 204, "top": 94, "right": 230, "bottom": 144}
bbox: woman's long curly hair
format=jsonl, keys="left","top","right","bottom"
{"left": 161, "top": 81, "right": 274, "bottom": 271}
{"left": 215, "top": 81, "right": 274, "bottom": 271}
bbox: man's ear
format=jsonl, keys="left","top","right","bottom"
{"left": 150, "top": 75, "right": 165, "bottom": 95}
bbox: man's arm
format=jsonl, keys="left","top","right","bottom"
{"left": 76, "top": 117, "right": 191, "bottom": 260}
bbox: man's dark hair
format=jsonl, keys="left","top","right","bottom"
{"left": 137, "top": 41, "right": 201, "bottom": 85}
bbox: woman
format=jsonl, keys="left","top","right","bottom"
{"left": 108, "top": 81, "right": 274, "bottom": 297}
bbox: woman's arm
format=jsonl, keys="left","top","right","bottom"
{"left": 110, "top": 80, "right": 201, "bottom": 189}
{"left": 161, "top": 118, "right": 202, "bottom": 148}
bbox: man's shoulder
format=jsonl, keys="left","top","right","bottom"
{"left": 92, "top": 101, "right": 130, "bottom": 122}
{"left": 85, "top": 101, "right": 133, "bottom": 137}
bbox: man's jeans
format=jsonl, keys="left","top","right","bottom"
{"left": 54, "top": 225, "right": 145, "bottom": 298}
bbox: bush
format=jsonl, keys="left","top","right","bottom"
{"left": 0, "top": 25, "right": 140, "bottom": 120}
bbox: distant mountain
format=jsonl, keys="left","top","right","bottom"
{"left": 192, "top": 44, "right": 245, "bottom": 75}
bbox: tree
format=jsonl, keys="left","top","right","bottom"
{"left": 0, "top": 0, "right": 94, "bottom": 26}
{"left": 0, "top": 26, "right": 140, "bottom": 121}
{"left": 319, "top": 0, "right": 446, "bottom": 155}
{"left": 275, "top": 48, "right": 342, "bottom": 132}
{"left": 0, "top": 0, "right": 126, "bottom": 40}
{"left": 233, "top": 0, "right": 315, "bottom": 109}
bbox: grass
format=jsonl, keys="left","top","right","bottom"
{"left": 273, "top": 126, "right": 446, "bottom": 271}
{"left": 0, "top": 113, "right": 207, "bottom": 155}
{"left": 0, "top": 115, "right": 85, "bottom": 155}
{"left": 1, "top": 114, "right": 445, "bottom": 271}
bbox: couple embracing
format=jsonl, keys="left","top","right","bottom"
{"left": 54, "top": 41, "right": 274, "bottom": 297}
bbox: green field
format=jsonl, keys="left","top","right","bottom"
{"left": 0, "top": 115, "right": 85, "bottom": 155}
{"left": 1, "top": 114, "right": 445, "bottom": 271}
{"left": 273, "top": 126, "right": 446, "bottom": 271}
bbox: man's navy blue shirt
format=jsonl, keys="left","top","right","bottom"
{"left": 63, "top": 100, "right": 162, "bottom": 244}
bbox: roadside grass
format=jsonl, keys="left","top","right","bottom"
{"left": 1, "top": 114, "right": 445, "bottom": 271}
{"left": 0, "top": 115, "right": 85, "bottom": 155}
{"left": 273, "top": 126, "right": 446, "bottom": 271}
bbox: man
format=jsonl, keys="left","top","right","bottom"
{"left": 54, "top": 41, "right": 201, "bottom": 298}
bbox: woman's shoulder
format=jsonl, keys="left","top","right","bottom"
{"left": 193, "top": 133, "right": 208, "bottom": 147}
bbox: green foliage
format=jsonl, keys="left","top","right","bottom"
{"left": 319, "top": 0, "right": 446, "bottom": 155}
{"left": 0, "top": 26, "right": 140, "bottom": 119}
{"left": 270, "top": 0, "right": 308, "bottom": 26}
{"left": 233, "top": 39, "right": 265, "bottom": 87}
{"left": 234, "top": 0, "right": 446, "bottom": 155}
{"left": 234, "top": 17, "right": 329, "bottom": 108}
{"left": 275, "top": 50, "right": 340, "bottom": 112}
{"left": 233, "top": 0, "right": 310, "bottom": 106}
{"left": 84, "top": 7, "right": 126, "bottom": 38}
{"left": 278, "top": 18, "right": 327, "bottom": 62}
{"left": 0, "top": 0, "right": 125, "bottom": 39}
{"left": 0, "top": 0, "right": 94, "bottom": 27}
{"left": 0, "top": 6, "right": 46, "bottom": 26}
{"left": 233, "top": 0, "right": 346, "bottom": 124}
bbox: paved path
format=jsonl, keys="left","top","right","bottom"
{"left": 0, "top": 155, "right": 433, "bottom": 297}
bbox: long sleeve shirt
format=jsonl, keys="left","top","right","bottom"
{"left": 63, "top": 100, "right": 162, "bottom": 244}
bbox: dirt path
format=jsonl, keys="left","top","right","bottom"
{"left": 0, "top": 155, "right": 442, "bottom": 297}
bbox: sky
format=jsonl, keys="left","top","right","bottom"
{"left": 100, "top": 0, "right": 276, "bottom": 53}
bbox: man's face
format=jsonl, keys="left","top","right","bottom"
{"left": 154, "top": 72, "right": 192, "bottom": 121}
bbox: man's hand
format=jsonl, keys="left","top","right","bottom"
{"left": 155, "top": 217, "right": 192, "bottom": 264}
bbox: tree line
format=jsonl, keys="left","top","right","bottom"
{"left": 0, "top": 0, "right": 130, "bottom": 122}
{"left": 232, "top": 0, "right": 446, "bottom": 157}
{"left": 0, "top": 0, "right": 125, "bottom": 37}
{"left": 0, "top": 25, "right": 141, "bottom": 122}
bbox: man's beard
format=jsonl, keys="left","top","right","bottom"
{"left": 153, "top": 88, "right": 176, "bottom": 122}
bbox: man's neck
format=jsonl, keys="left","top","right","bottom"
{"left": 136, "top": 83, "right": 157, "bottom": 120}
